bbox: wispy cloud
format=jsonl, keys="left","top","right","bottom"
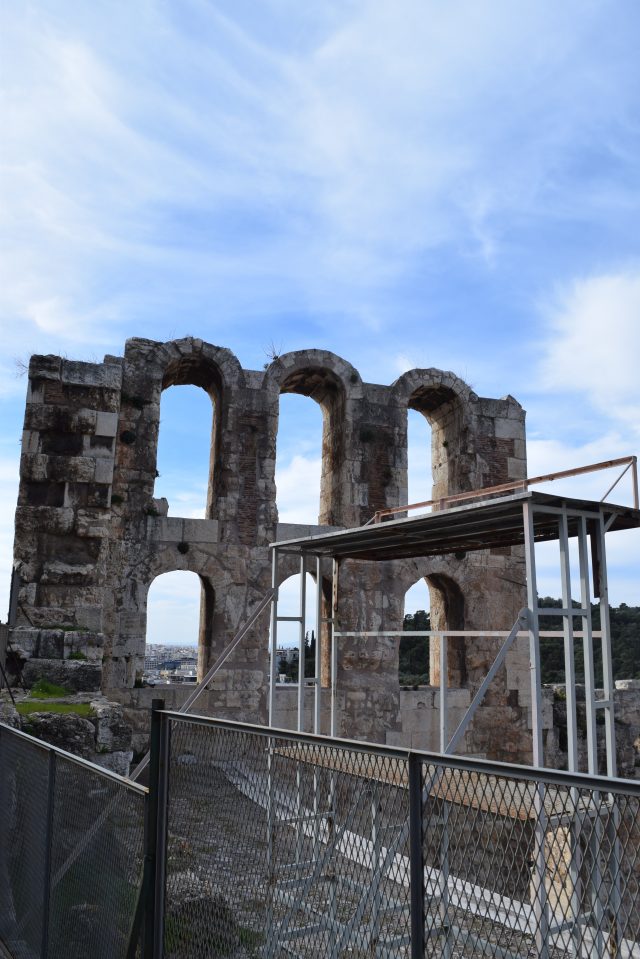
{"left": 275, "top": 454, "right": 322, "bottom": 524}
{"left": 0, "top": 454, "right": 21, "bottom": 620}
{"left": 3, "top": 0, "right": 640, "bottom": 351}
{"left": 2, "top": 0, "right": 640, "bottom": 626}
{"left": 539, "top": 268, "right": 640, "bottom": 437}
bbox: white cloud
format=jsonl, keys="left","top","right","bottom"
{"left": 525, "top": 433, "right": 640, "bottom": 605}
{"left": 146, "top": 571, "right": 202, "bottom": 647}
{"left": 3, "top": 0, "right": 639, "bottom": 350}
{"left": 275, "top": 454, "right": 322, "bottom": 524}
{"left": 157, "top": 481, "right": 208, "bottom": 520}
{"left": 526, "top": 433, "right": 637, "bottom": 506}
{"left": 0, "top": 455, "right": 21, "bottom": 621}
{"left": 540, "top": 269, "right": 640, "bottom": 436}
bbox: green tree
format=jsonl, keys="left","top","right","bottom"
{"left": 399, "top": 610, "right": 430, "bottom": 685}
{"left": 538, "top": 597, "right": 640, "bottom": 684}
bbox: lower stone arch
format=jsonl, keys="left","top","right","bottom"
{"left": 143, "top": 569, "right": 216, "bottom": 684}
{"left": 396, "top": 562, "right": 466, "bottom": 687}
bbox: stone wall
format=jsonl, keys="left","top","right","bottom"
{"left": 8, "top": 337, "right": 531, "bottom": 759}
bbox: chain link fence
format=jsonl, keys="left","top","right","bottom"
{"left": 0, "top": 723, "right": 146, "bottom": 959}
{"left": 154, "top": 711, "right": 640, "bottom": 959}
{"left": 1, "top": 711, "right": 639, "bottom": 958}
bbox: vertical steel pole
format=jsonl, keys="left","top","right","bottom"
{"left": 439, "top": 633, "right": 447, "bottom": 753}
{"left": 523, "top": 502, "right": 544, "bottom": 768}
{"left": 144, "top": 699, "right": 169, "bottom": 959}
{"left": 558, "top": 511, "right": 578, "bottom": 772}
{"left": 297, "top": 555, "right": 307, "bottom": 733}
{"left": 595, "top": 514, "right": 616, "bottom": 777}
{"left": 268, "top": 549, "right": 279, "bottom": 728}
{"left": 558, "top": 510, "right": 583, "bottom": 953}
{"left": 522, "top": 502, "right": 549, "bottom": 959}
{"left": 328, "top": 555, "right": 339, "bottom": 952}
{"left": 408, "top": 752, "right": 425, "bottom": 959}
{"left": 330, "top": 558, "right": 339, "bottom": 738}
{"left": 596, "top": 512, "right": 621, "bottom": 955}
{"left": 143, "top": 700, "right": 162, "bottom": 959}
{"left": 40, "top": 750, "right": 56, "bottom": 959}
{"left": 577, "top": 518, "right": 598, "bottom": 774}
{"left": 577, "top": 518, "right": 606, "bottom": 954}
{"left": 312, "top": 554, "right": 323, "bottom": 877}
{"left": 314, "top": 555, "right": 322, "bottom": 735}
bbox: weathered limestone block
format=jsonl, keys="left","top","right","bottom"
{"left": 29, "top": 354, "right": 62, "bottom": 381}
{"left": 91, "top": 700, "right": 132, "bottom": 751}
{"left": 22, "top": 712, "right": 96, "bottom": 757}
{"left": 0, "top": 700, "right": 19, "bottom": 727}
{"left": 93, "top": 750, "right": 133, "bottom": 776}
{"left": 61, "top": 358, "right": 123, "bottom": 390}
{"left": 23, "top": 658, "right": 102, "bottom": 692}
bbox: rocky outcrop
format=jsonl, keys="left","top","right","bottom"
{"left": 12, "top": 696, "right": 133, "bottom": 775}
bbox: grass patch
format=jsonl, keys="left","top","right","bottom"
{"left": 17, "top": 702, "right": 94, "bottom": 718}
{"left": 67, "top": 651, "right": 87, "bottom": 661}
{"left": 29, "top": 679, "right": 72, "bottom": 698}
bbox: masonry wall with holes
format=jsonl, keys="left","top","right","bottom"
{"left": 9, "top": 337, "right": 531, "bottom": 759}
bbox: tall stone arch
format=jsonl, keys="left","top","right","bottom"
{"left": 114, "top": 337, "right": 245, "bottom": 521}
{"left": 263, "top": 350, "right": 363, "bottom": 527}
{"left": 391, "top": 369, "right": 477, "bottom": 500}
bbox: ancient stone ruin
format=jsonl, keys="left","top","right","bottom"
{"left": 5, "top": 337, "right": 541, "bottom": 762}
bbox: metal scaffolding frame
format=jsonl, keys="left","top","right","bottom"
{"left": 261, "top": 464, "right": 639, "bottom": 958}
{"left": 123, "top": 457, "right": 638, "bottom": 956}
{"left": 267, "top": 485, "right": 639, "bottom": 769}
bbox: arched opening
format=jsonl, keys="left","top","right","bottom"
{"left": 428, "top": 573, "right": 466, "bottom": 687}
{"left": 154, "top": 355, "right": 223, "bottom": 519}
{"left": 154, "top": 385, "right": 215, "bottom": 518}
{"left": 275, "top": 395, "right": 323, "bottom": 524}
{"left": 401, "top": 578, "right": 431, "bottom": 686}
{"left": 276, "top": 366, "right": 346, "bottom": 526}
{"left": 408, "top": 383, "right": 470, "bottom": 500}
{"left": 407, "top": 408, "right": 433, "bottom": 510}
{"left": 143, "top": 570, "right": 213, "bottom": 684}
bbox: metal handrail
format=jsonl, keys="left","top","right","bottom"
{"left": 0, "top": 721, "right": 147, "bottom": 794}
{"left": 157, "top": 708, "right": 640, "bottom": 797}
{"left": 372, "top": 455, "right": 639, "bottom": 523}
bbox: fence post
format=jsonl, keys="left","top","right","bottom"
{"left": 41, "top": 750, "right": 56, "bottom": 959}
{"left": 408, "top": 751, "right": 425, "bottom": 959}
{"left": 143, "top": 699, "right": 169, "bottom": 959}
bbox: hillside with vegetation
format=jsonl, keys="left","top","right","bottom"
{"left": 401, "top": 601, "right": 640, "bottom": 686}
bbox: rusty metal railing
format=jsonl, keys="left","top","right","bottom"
{"left": 372, "top": 455, "right": 639, "bottom": 523}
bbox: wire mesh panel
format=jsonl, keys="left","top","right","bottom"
{"left": 0, "top": 727, "right": 50, "bottom": 958}
{"left": 0, "top": 723, "right": 146, "bottom": 959}
{"left": 163, "top": 718, "right": 412, "bottom": 959}
{"left": 47, "top": 755, "right": 145, "bottom": 959}
{"left": 420, "top": 761, "right": 640, "bottom": 958}
{"left": 159, "top": 715, "right": 640, "bottom": 959}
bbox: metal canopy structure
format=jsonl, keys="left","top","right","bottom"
{"left": 267, "top": 478, "right": 640, "bottom": 777}
{"left": 268, "top": 489, "right": 640, "bottom": 562}
{"left": 263, "top": 473, "right": 640, "bottom": 958}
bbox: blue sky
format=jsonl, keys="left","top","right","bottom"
{"left": 1, "top": 0, "right": 639, "bottom": 645}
